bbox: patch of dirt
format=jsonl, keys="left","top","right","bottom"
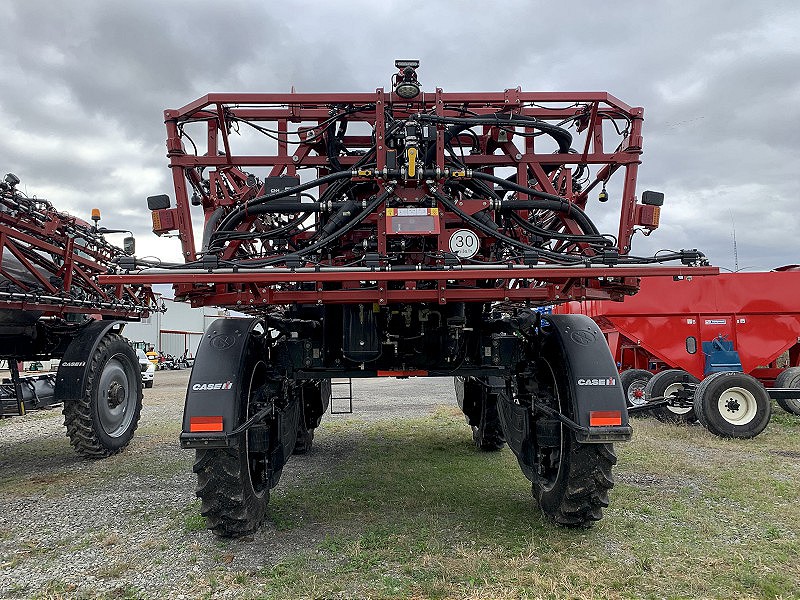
{"left": 0, "top": 370, "right": 460, "bottom": 598}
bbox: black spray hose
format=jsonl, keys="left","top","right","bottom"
{"left": 500, "top": 199, "right": 599, "bottom": 236}
{"left": 507, "top": 211, "right": 611, "bottom": 247}
{"left": 201, "top": 206, "right": 228, "bottom": 251}
{"left": 421, "top": 113, "right": 572, "bottom": 165}
{"left": 219, "top": 117, "right": 403, "bottom": 233}
{"left": 428, "top": 186, "right": 584, "bottom": 265}
{"left": 207, "top": 213, "right": 311, "bottom": 251}
{"left": 246, "top": 188, "right": 392, "bottom": 267}
{"left": 423, "top": 122, "right": 472, "bottom": 164}
{"left": 418, "top": 113, "right": 573, "bottom": 155}
{"left": 469, "top": 171, "right": 600, "bottom": 235}
{"left": 215, "top": 170, "right": 353, "bottom": 233}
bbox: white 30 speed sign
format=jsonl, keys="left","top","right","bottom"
{"left": 449, "top": 229, "right": 480, "bottom": 259}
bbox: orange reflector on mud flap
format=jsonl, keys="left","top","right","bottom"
{"left": 589, "top": 410, "right": 622, "bottom": 427}
{"left": 190, "top": 416, "right": 224, "bottom": 432}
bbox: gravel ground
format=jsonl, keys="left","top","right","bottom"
{"left": 0, "top": 370, "right": 456, "bottom": 599}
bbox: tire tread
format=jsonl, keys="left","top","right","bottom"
{"left": 62, "top": 333, "right": 142, "bottom": 458}
{"left": 775, "top": 367, "right": 800, "bottom": 416}
{"left": 194, "top": 447, "right": 269, "bottom": 538}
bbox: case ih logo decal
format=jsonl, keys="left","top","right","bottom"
{"left": 570, "top": 330, "right": 597, "bottom": 346}
{"left": 577, "top": 377, "right": 616, "bottom": 386}
{"left": 61, "top": 361, "right": 87, "bottom": 367}
{"left": 210, "top": 334, "right": 237, "bottom": 350}
{"left": 192, "top": 381, "right": 233, "bottom": 391}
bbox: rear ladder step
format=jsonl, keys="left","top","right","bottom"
{"left": 330, "top": 378, "right": 353, "bottom": 415}
{"left": 2, "top": 360, "right": 26, "bottom": 417}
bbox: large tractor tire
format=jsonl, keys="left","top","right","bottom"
{"left": 194, "top": 358, "right": 271, "bottom": 538}
{"left": 532, "top": 337, "right": 616, "bottom": 527}
{"left": 619, "top": 369, "right": 653, "bottom": 411}
{"left": 292, "top": 426, "right": 314, "bottom": 455}
{"left": 454, "top": 376, "right": 505, "bottom": 451}
{"left": 293, "top": 379, "right": 331, "bottom": 455}
{"left": 693, "top": 372, "right": 771, "bottom": 438}
{"left": 62, "top": 333, "right": 142, "bottom": 457}
{"left": 644, "top": 369, "right": 699, "bottom": 424}
{"left": 774, "top": 367, "right": 800, "bottom": 416}
{"left": 472, "top": 406, "right": 505, "bottom": 451}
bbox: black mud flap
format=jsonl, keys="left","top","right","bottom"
{"left": 544, "top": 314, "right": 632, "bottom": 443}
{"left": 54, "top": 320, "right": 124, "bottom": 403}
{"left": 454, "top": 376, "right": 481, "bottom": 425}
{"left": 301, "top": 379, "right": 331, "bottom": 429}
{"left": 496, "top": 393, "right": 535, "bottom": 481}
{"left": 247, "top": 396, "right": 300, "bottom": 490}
{"left": 180, "top": 317, "right": 262, "bottom": 449}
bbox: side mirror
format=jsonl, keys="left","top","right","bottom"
{"left": 123, "top": 236, "right": 135, "bottom": 254}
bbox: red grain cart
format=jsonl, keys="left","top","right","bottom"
{"left": 555, "top": 270, "right": 800, "bottom": 438}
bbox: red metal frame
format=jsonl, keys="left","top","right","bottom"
{"left": 554, "top": 271, "right": 800, "bottom": 384}
{"left": 0, "top": 193, "right": 154, "bottom": 319}
{"left": 100, "top": 84, "right": 716, "bottom": 309}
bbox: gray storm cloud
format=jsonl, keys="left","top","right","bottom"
{"left": 1, "top": 0, "right": 798, "bottom": 270}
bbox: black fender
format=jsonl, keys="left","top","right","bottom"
{"left": 454, "top": 376, "right": 482, "bottom": 425}
{"left": 543, "top": 313, "right": 631, "bottom": 442}
{"left": 54, "top": 320, "right": 126, "bottom": 402}
{"left": 300, "top": 379, "right": 331, "bottom": 429}
{"left": 180, "top": 317, "right": 264, "bottom": 448}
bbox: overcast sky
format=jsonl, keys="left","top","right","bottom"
{"left": 1, "top": 0, "right": 798, "bottom": 272}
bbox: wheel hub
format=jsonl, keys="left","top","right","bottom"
{"left": 717, "top": 386, "right": 758, "bottom": 425}
{"left": 665, "top": 382, "right": 692, "bottom": 414}
{"left": 627, "top": 384, "right": 648, "bottom": 407}
{"left": 107, "top": 381, "right": 126, "bottom": 408}
{"left": 725, "top": 398, "right": 741, "bottom": 413}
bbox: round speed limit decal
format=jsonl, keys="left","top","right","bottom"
{"left": 449, "top": 229, "right": 480, "bottom": 259}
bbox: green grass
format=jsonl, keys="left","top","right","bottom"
{"left": 3, "top": 404, "right": 799, "bottom": 599}
{"left": 184, "top": 501, "right": 208, "bottom": 533}
{"left": 223, "top": 409, "right": 800, "bottom": 599}
{"left": 0, "top": 428, "right": 191, "bottom": 497}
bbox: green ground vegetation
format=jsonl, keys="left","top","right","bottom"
{"left": 211, "top": 407, "right": 800, "bottom": 599}
{"left": 2, "top": 404, "right": 798, "bottom": 599}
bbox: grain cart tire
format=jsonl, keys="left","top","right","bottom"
{"left": 194, "top": 358, "right": 271, "bottom": 538}
{"left": 62, "top": 333, "right": 142, "bottom": 457}
{"left": 644, "top": 369, "right": 699, "bottom": 424}
{"left": 619, "top": 369, "right": 653, "bottom": 411}
{"left": 532, "top": 338, "right": 617, "bottom": 527}
{"left": 693, "top": 372, "right": 771, "bottom": 438}
{"left": 774, "top": 367, "right": 800, "bottom": 416}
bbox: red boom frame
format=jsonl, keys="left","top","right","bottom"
{"left": 0, "top": 184, "right": 154, "bottom": 319}
{"left": 101, "top": 81, "right": 716, "bottom": 307}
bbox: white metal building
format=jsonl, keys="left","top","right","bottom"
{"left": 122, "top": 296, "right": 230, "bottom": 358}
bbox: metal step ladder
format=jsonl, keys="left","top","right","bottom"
{"left": 329, "top": 378, "right": 353, "bottom": 415}
{"left": 0, "top": 360, "right": 26, "bottom": 417}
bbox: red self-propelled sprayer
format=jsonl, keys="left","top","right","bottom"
{"left": 101, "top": 61, "right": 717, "bottom": 536}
